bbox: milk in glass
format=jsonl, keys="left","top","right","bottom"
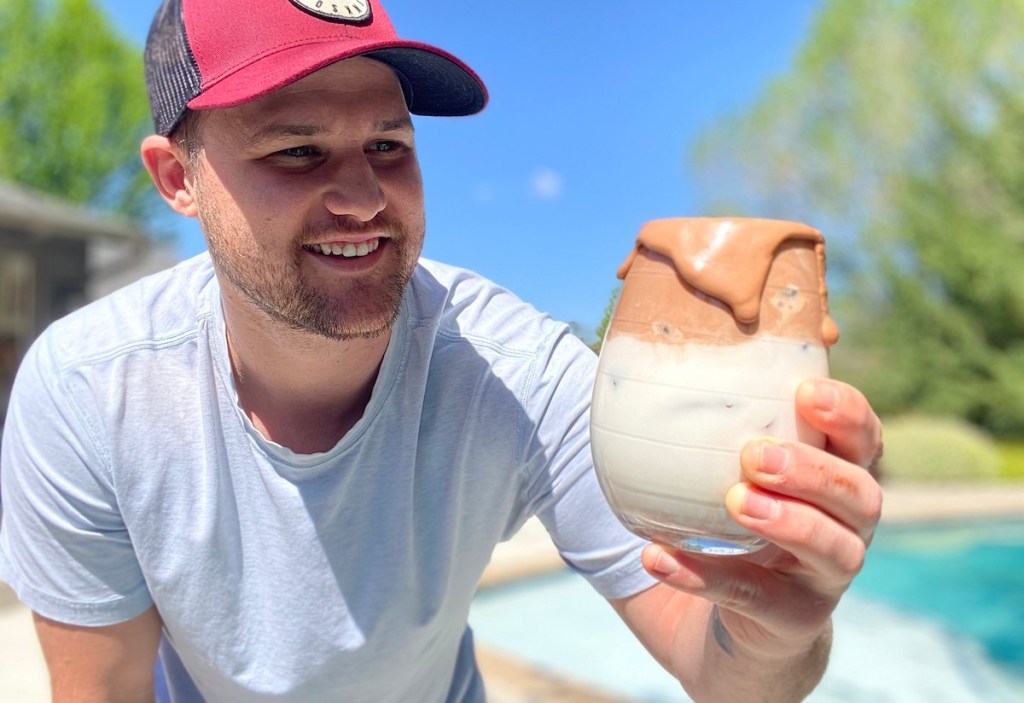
{"left": 590, "top": 218, "right": 839, "bottom": 555}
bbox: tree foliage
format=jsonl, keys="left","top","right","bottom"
{"left": 590, "top": 285, "right": 620, "bottom": 353}
{"left": 689, "top": 0, "right": 1024, "bottom": 436}
{"left": 0, "top": 0, "right": 159, "bottom": 221}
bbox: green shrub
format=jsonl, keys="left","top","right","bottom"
{"left": 880, "top": 415, "right": 1001, "bottom": 482}
{"left": 998, "top": 442, "right": 1024, "bottom": 480}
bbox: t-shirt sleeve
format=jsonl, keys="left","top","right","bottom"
{"left": 518, "top": 324, "right": 657, "bottom": 601}
{"left": 0, "top": 331, "right": 153, "bottom": 626}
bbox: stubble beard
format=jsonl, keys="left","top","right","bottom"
{"left": 197, "top": 193, "right": 424, "bottom": 342}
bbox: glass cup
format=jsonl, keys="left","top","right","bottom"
{"left": 590, "top": 217, "right": 839, "bottom": 555}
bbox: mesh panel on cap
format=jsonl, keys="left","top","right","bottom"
{"left": 145, "top": 0, "right": 202, "bottom": 136}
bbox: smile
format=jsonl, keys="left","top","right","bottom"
{"left": 304, "top": 239, "right": 381, "bottom": 258}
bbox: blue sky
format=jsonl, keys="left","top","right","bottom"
{"left": 97, "top": 0, "right": 821, "bottom": 338}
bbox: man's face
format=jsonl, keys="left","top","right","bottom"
{"left": 187, "top": 57, "right": 425, "bottom": 341}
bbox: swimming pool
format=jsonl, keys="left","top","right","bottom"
{"left": 469, "top": 517, "right": 1024, "bottom": 702}
{"left": 854, "top": 518, "right": 1024, "bottom": 675}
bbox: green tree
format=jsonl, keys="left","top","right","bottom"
{"left": 591, "top": 286, "right": 620, "bottom": 353}
{"left": 0, "top": 0, "right": 158, "bottom": 221}
{"left": 689, "top": 0, "right": 1024, "bottom": 436}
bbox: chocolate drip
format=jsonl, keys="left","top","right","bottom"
{"left": 617, "top": 218, "right": 839, "bottom": 347}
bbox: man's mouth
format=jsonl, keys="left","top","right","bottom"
{"left": 304, "top": 239, "right": 381, "bottom": 258}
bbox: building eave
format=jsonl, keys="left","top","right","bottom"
{"left": 0, "top": 181, "right": 145, "bottom": 243}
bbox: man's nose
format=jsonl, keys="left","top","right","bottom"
{"left": 322, "top": 156, "right": 387, "bottom": 222}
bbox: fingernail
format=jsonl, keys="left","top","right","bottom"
{"left": 743, "top": 490, "right": 781, "bottom": 521}
{"left": 815, "top": 380, "right": 839, "bottom": 411}
{"left": 652, "top": 551, "right": 681, "bottom": 577}
{"left": 759, "top": 442, "right": 789, "bottom": 474}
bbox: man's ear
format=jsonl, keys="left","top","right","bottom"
{"left": 140, "top": 135, "right": 198, "bottom": 218}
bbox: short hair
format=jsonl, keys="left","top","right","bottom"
{"left": 169, "top": 109, "right": 208, "bottom": 162}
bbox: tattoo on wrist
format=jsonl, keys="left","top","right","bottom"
{"left": 712, "top": 606, "right": 734, "bottom": 656}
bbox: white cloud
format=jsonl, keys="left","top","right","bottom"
{"left": 529, "top": 167, "right": 565, "bottom": 201}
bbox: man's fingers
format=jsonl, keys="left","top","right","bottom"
{"left": 640, "top": 543, "right": 834, "bottom": 644}
{"left": 796, "top": 379, "right": 884, "bottom": 476}
{"left": 724, "top": 482, "right": 869, "bottom": 590}
{"left": 739, "top": 439, "right": 883, "bottom": 544}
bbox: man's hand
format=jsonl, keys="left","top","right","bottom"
{"left": 641, "top": 377, "right": 884, "bottom": 662}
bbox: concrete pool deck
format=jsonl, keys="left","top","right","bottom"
{"left": 2, "top": 481, "right": 1022, "bottom": 702}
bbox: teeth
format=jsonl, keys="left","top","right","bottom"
{"left": 307, "top": 240, "right": 380, "bottom": 258}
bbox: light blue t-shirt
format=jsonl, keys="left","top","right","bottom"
{"left": 0, "top": 254, "right": 655, "bottom": 702}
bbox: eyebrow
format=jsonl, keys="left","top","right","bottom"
{"left": 241, "top": 117, "right": 415, "bottom": 149}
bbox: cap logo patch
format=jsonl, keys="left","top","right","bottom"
{"left": 288, "top": 0, "right": 372, "bottom": 23}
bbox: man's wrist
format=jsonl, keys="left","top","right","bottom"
{"left": 718, "top": 611, "right": 833, "bottom": 664}
{"left": 699, "top": 613, "right": 833, "bottom": 703}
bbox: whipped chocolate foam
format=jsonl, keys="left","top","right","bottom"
{"left": 615, "top": 218, "right": 839, "bottom": 347}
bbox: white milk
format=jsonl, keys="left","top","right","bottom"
{"left": 590, "top": 334, "right": 828, "bottom": 554}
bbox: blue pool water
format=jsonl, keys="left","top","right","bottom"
{"left": 470, "top": 517, "right": 1024, "bottom": 702}
{"left": 854, "top": 518, "right": 1024, "bottom": 676}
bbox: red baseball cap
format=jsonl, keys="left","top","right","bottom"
{"left": 145, "top": 0, "right": 488, "bottom": 136}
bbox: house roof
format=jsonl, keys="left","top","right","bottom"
{"left": 0, "top": 181, "right": 145, "bottom": 242}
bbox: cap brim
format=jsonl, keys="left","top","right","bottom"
{"left": 187, "top": 39, "right": 487, "bottom": 117}
{"left": 366, "top": 47, "right": 486, "bottom": 116}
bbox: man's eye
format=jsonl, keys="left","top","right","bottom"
{"left": 278, "top": 145, "right": 318, "bottom": 158}
{"left": 369, "top": 141, "right": 402, "bottom": 153}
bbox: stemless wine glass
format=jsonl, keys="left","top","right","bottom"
{"left": 590, "top": 217, "right": 839, "bottom": 555}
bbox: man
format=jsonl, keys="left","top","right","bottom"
{"left": 0, "top": 0, "right": 883, "bottom": 701}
